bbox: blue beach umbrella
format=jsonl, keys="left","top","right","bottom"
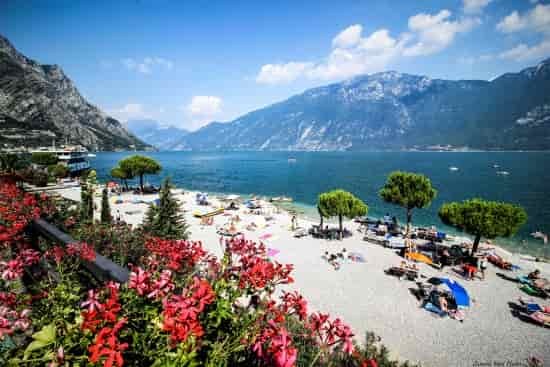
{"left": 440, "top": 278, "right": 470, "bottom": 308}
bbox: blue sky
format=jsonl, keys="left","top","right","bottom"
{"left": 1, "top": 0, "right": 550, "bottom": 130}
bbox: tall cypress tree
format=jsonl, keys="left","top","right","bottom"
{"left": 101, "top": 188, "right": 112, "bottom": 224}
{"left": 142, "top": 177, "right": 188, "bottom": 239}
{"left": 80, "top": 170, "right": 96, "bottom": 223}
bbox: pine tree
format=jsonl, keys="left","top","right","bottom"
{"left": 79, "top": 170, "right": 96, "bottom": 223}
{"left": 142, "top": 202, "right": 158, "bottom": 233}
{"left": 101, "top": 188, "right": 112, "bottom": 224}
{"left": 142, "top": 177, "right": 188, "bottom": 239}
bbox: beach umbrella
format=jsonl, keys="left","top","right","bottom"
{"left": 107, "top": 181, "right": 118, "bottom": 188}
{"left": 226, "top": 194, "right": 240, "bottom": 201}
{"left": 440, "top": 278, "right": 470, "bottom": 307}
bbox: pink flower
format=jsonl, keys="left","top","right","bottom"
{"left": 128, "top": 267, "right": 150, "bottom": 296}
{"left": 81, "top": 289, "right": 103, "bottom": 312}
{"left": 1, "top": 259, "right": 23, "bottom": 280}
{"left": 147, "top": 270, "right": 174, "bottom": 300}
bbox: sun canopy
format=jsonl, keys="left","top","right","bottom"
{"left": 440, "top": 278, "right": 470, "bottom": 308}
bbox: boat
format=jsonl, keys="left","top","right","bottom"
{"left": 87, "top": 153, "right": 97, "bottom": 157}
{"left": 493, "top": 164, "right": 500, "bottom": 168}
{"left": 30, "top": 144, "right": 90, "bottom": 176}
{"left": 288, "top": 158, "right": 297, "bottom": 163}
{"left": 270, "top": 196, "right": 293, "bottom": 203}
{"left": 449, "top": 166, "right": 459, "bottom": 171}
{"left": 496, "top": 171, "right": 510, "bottom": 176}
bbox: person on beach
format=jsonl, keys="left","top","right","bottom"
{"left": 116, "top": 210, "right": 121, "bottom": 223}
{"left": 479, "top": 256, "right": 487, "bottom": 280}
{"left": 439, "top": 296, "right": 448, "bottom": 314}
{"left": 528, "top": 269, "right": 541, "bottom": 279}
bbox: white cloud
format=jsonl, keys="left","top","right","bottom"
{"left": 256, "top": 62, "right": 313, "bottom": 84}
{"left": 255, "top": 9, "right": 479, "bottom": 84}
{"left": 332, "top": 24, "right": 363, "bottom": 48}
{"left": 497, "top": 4, "right": 550, "bottom": 62}
{"left": 499, "top": 39, "right": 550, "bottom": 61}
{"left": 403, "top": 10, "right": 480, "bottom": 56}
{"left": 463, "top": 0, "right": 492, "bottom": 14}
{"left": 496, "top": 4, "right": 550, "bottom": 34}
{"left": 121, "top": 57, "right": 174, "bottom": 74}
{"left": 185, "top": 96, "right": 223, "bottom": 130}
{"left": 496, "top": 11, "right": 527, "bottom": 33}
{"left": 107, "top": 103, "right": 150, "bottom": 122}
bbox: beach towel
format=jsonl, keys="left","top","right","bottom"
{"left": 348, "top": 252, "right": 366, "bottom": 263}
{"left": 267, "top": 248, "right": 280, "bottom": 257}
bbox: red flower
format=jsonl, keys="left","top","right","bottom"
{"left": 88, "top": 318, "right": 128, "bottom": 367}
{"left": 280, "top": 291, "right": 308, "bottom": 321}
{"left": 308, "top": 312, "right": 354, "bottom": 354}
{"left": 0, "top": 259, "right": 24, "bottom": 280}
{"left": 161, "top": 277, "right": 215, "bottom": 345}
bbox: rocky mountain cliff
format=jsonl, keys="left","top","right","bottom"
{"left": 126, "top": 119, "right": 188, "bottom": 150}
{"left": 176, "top": 59, "right": 550, "bottom": 151}
{"left": 0, "top": 34, "right": 148, "bottom": 151}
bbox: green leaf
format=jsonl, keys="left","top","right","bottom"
{"left": 32, "top": 323, "right": 56, "bottom": 343}
{"left": 23, "top": 340, "right": 49, "bottom": 360}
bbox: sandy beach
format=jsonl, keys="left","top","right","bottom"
{"left": 55, "top": 185, "right": 550, "bottom": 367}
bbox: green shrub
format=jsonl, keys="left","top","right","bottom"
{"left": 47, "top": 164, "right": 69, "bottom": 179}
{"left": 31, "top": 152, "right": 58, "bottom": 166}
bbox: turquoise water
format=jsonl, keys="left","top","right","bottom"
{"left": 91, "top": 151, "right": 550, "bottom": 257}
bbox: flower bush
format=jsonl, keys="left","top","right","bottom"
{"left": 0, "top": 181, "right": 414, "bottom": 367}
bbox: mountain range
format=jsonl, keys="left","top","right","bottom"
{"left": 0, "top": 34, "right": 147, "bottom": 151}
{"left": 175, "top": 59, "right": 550, "bottom": 151}
{"left": 126, "top": 119, "right": 188, "bottom": 150}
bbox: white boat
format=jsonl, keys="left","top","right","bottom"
{"left": 30, "top": 145, "right": 90, "bottom": 174}
{"left": 288, "top": 158, "right": 297, "bottom": 163}
{"left": 496, "top": 171, "right": 510, "bottom": 175}
{"left": 449, "top": 166, "right": 459, "bottom": 171}
{"left": 270, "top": 196, "right": 293, "bottom": 203}
{"left": 87, "top": 153, "right": 97, "bottom": 157}
{"left": 493, "top": 164, "right": 500, "bottom": 168}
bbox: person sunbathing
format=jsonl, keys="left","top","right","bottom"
{"left": 530, "top": 270, "right": 541, "bottom": 279}
{"left": 439, "top": 296, "right": 448, "bottom": 314}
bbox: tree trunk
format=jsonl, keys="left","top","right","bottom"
{"left": 139, "top": 174, "right": 144, "bottom": 192}
{"left": 405, "top": 208, "right": 412, "bottom": 239}
{"left": 339, "top": 215, "right": 343, "bottom": 240}
{"left": 318, "top": 206, "right": 324, "bottom": 228}
{"left": 472, "top": 234, "right": 481, "bottom": 255}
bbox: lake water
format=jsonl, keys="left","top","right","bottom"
{"left": 91, "top": 151, "right": 550, "bottom": 258}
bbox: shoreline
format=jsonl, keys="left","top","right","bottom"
{"left": 53, "top": 182, "right": 548, "bottom": 260}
